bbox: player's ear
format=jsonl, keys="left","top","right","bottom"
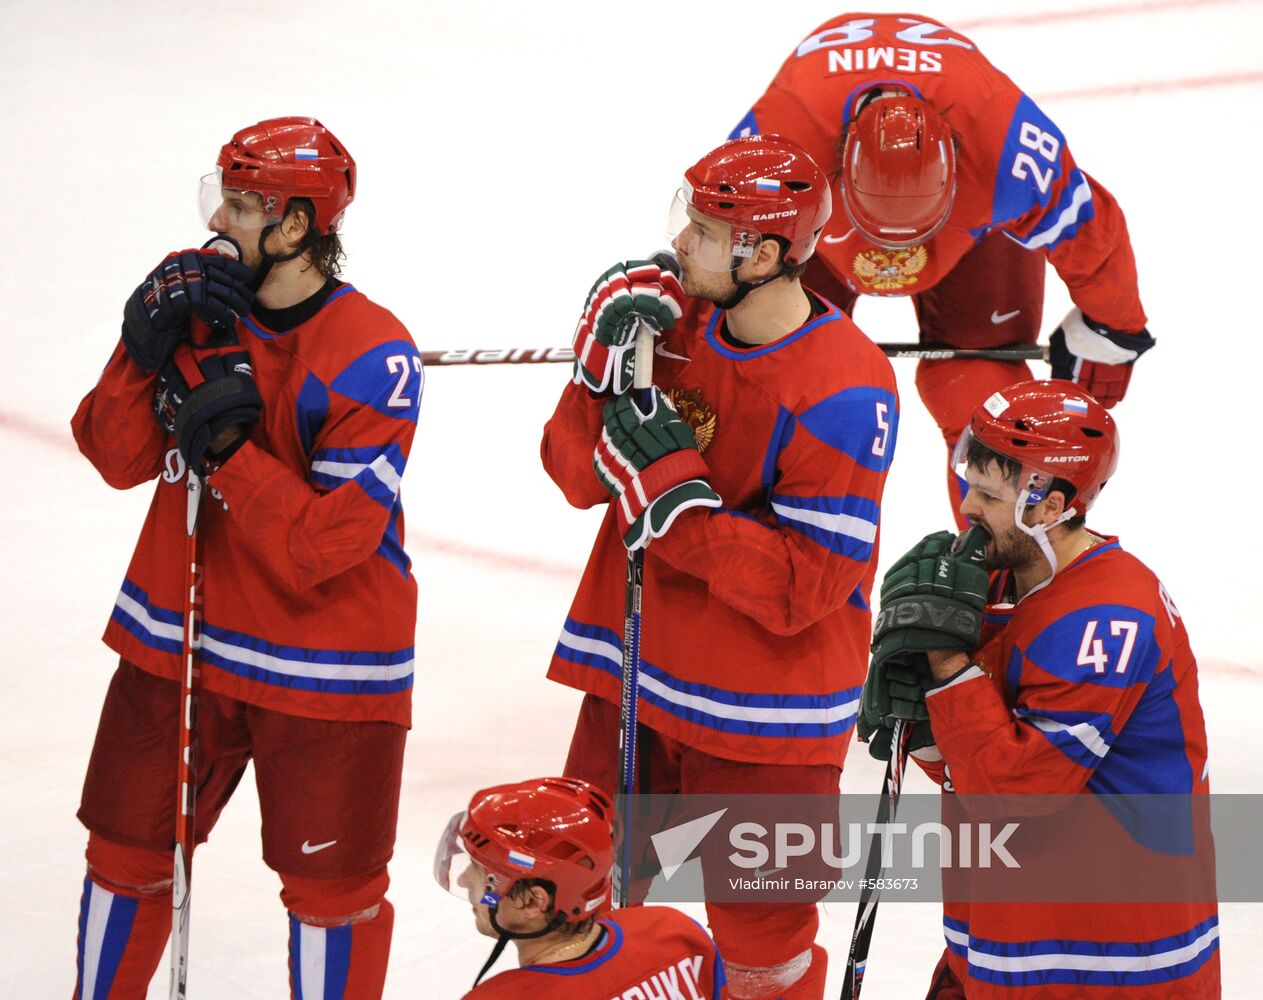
{"left": 750, "top": 236, "right": 784, "bottom": 278}
{"left": 1041, "top": 489, "right": 1069, "bottom": 524}
{"left": 525, "top": 884, "right": 553, "bottom": 918}
{"left": 278, "top": 202, "right": 313, "bottom": 249}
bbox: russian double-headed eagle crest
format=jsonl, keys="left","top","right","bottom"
{"left": 853, "top": 245, "right": 928, "bottom": 291}
{"left": 666, "top": 387, "right": 717, "bottom": 453}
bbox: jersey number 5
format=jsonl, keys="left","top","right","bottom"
{"left": 872, "top": 401, "right": 891, "bottom": 457}
{"left": 1077, "top": 619, "right": 1138, "bottom": 675}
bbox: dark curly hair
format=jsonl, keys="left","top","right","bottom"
{"left": 286, "top": 197, "right": 346, "bottom": 279}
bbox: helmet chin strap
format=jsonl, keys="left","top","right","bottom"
{"left": 1013, "top": 488, "right": 1078, "bottom": 584}
{"left": 472, "top": 905, "right": 567, "bottom": 987}
{"left": 247, "top": 222, "right": 308, "bottom": 293}
{"left": 716, "top": 258, "right": 786, "bottom": 310}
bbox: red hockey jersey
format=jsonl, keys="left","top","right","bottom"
{"left": 465, "top": 906, "right": 724, "bottom": 1000}
{"left": 920, "top": 537, "right": 1219, "bottom": 997}
{"left": 543, "top": 294, "right": 898, "bottom": 766}
{"left": 733, "top": 12, "right": 1146, "bottom": 332}
{"left": 72, "top": 284, "right": 422, "bottom": 726}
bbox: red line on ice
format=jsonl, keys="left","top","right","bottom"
{"left": 1039, "top": 70, "right": 1263, "bottom": 101}
{"left": 0, "top": 410, "right": 75, "bottom": 450}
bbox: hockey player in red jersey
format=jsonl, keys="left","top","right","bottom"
{"left": 543, "top": 134, "right": 899, "bottom": 998}
{"left": 860, "top": 380, "right": 1220, "bottom": 998}
{"left": 733, "top": 13, "right": 1155, "bottom": 519}
{"left": 70, "top": 118, "right": 421, "bottom": 999}
{"left": 435, "top": 777, "right": 726, "bottom": 998}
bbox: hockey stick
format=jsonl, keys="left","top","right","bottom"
{"left": 614, "top": 316, "right": 653, "bottom": 909}
{"left": 613, "top": 251, "right": 681, "bottom": 907}
{"left": 419, "top": 343, "right": 1047, "bottom": 366}
{"left": 840, "top": 720, "right": 914, "bottom": 1000}
{"left": 170, "top": 470, "right": 204, "bottom": 999}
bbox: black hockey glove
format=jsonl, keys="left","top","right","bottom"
{"left": 154, "top": 331, "right": 261, "bottom": 471}
{"left": 1048, "top": 307, "right": 1155, "bottom": 408}
{"left": 122, "top": 246, "right": 254, "bottom": 371}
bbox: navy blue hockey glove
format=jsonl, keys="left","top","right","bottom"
{"left": 153, "top": 329, "right": 261, "bottom": 471}
{"left": 1049, "top": 307, "right": 1155, "bottom": 408}
{"left": 123, "top": 245, "right": 254, "bottom": 371}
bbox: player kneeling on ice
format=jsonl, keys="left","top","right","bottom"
{"left": 435, "top": 777, "right": 725, "bottom": 998}
{"left": 858, "top": 380, "right": 1220, "bottom": 998}
{"left": 71, "top": 118, "right": 421, "bottom": 999}
{"left": 543, "top": 133, "right": 898, "bottom": 999}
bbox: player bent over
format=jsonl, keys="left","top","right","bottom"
{"left": 860, "top": 380, "right": 1220, "bottom": 998}
{"left": 542, "top": 134, "right": 899, "bottom": 998}
{"left": 70, "top": 118, "right": 421, "bottom": 998}
{"left": 734, "top": 12, "right": 1155, "bottom": 520}
{"left": 435, "top": 777, "right": 725, "bottom": 998}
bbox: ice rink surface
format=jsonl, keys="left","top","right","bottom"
{"left": 2, "top": 0, "right": 1260, "bottom": 995}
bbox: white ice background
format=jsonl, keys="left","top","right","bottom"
{"left": 1, "top": 0, "right": 1260, "bottom": 996}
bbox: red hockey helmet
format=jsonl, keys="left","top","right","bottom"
{"left": 668, "top": 134, "right": 831, "bottom": 270}
{"left": 435, "top": 777, "right": 615, "bottom": 923}
{"left": 954, "top": 379, "right": 1119, "bottom": 515}
{"left": 202, "top": 117, "right": 356, "bottom": 234}
{"left": 841, "top": 91, "right": 956, "bottom": 248}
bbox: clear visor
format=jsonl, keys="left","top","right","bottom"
{"left": 433, "top": 811, "right": 500, "bottom": 907}
{"left": 198, "top": 170, "right": 279, "bottom": 233}
{"left": 666, "top": 189, "right": 762, "bottom": 272}
{"left": 952, "top": 427, "right": 1055, "bottom": 508}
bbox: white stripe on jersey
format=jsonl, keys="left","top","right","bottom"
{"left": 770, "top": 500, "right": 877, "bottom": 544}
{"left": 1016, "top": 178, "right": 1093, "bottom": 251}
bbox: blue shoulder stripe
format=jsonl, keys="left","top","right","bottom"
{"left": 329, "top": 340, "right": 422, "bottom": 421}
{"left": 1025, "top": 605, "right": 1160, "bottom": 689}
{"left": 730, "top": 108, "right": 759, "bottom": 139}
{"left": 797, "top": 386, "right": 898, "bottom": 472}
{"left": 991, "top": 94, "right": 1068, "bottom": 224}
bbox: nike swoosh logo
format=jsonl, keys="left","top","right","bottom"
{"left": 300, "top": 839, "right": 338, "bottom": 854}
{"left": 655, "top": 342, "right": 690, "bottom": 362}
{"left": 991, "top": 309, "right": 1021, "bottom": 324}
{"left": 823, "top": 230, "right": 856, "bottom": 244}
